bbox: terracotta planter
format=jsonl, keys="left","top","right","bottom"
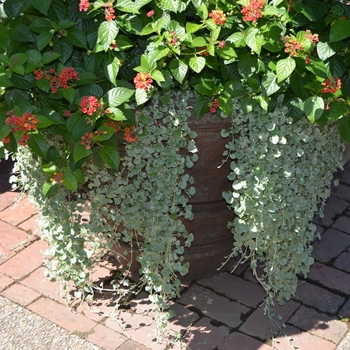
{"left": 112, "top": 108, "right": 235, "bottom": 281}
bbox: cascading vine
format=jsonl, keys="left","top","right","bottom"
{"left": 222, "top": 96, "right": 344, "bottom": 307}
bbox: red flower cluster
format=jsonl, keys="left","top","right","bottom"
{"left": 218, "top": 40, "right": 226, "bottom": 48}
{"left": 304, "top": 30, "right": 319, "bottom": 44}
{"left": 80, "top": 96, "right": 101, "bottom": 115}
{"left": 81, "top": 132, "right": 94, "bottom": 149}
{"left": 42, "top": 67, "right": 80, "bottom": 93}
{"left": 198, "top": 46, "right": 210, "bottom": 56}
{"left": 169, "top": 31, "right": 179, "bottom": 46}
{"left": 124, "top": 126, "right": 137, "bottom": 143}
{"left": 103, "top": 2, "right": 115, "bottom": 21}
{"left": 321, "top": 77, "right": 342, "bottom": 94}
{"left": 4, "top": 110, "right": 39, "bottom": 146}
{"left": 209, "top": 10, "right": 227, "bottom": 25}
{"left": 241, "top": 0, "right": 265, "bottom": 23}
{"left": 134, "top": 72, "right": 153, "bottom": 90}
{"left": 34, "top": 68, "right": 55, "bottom": 81}
{"left": 50, "top": 172, "right": 64, "bottom": 183}
{"left": 79, "top": 0, "right": 89, "bottom": 11}
{"left": 281, "top": 36, "right": 303, "bottom": 57}
{"left": 210, "top": 98, "right": 219, "bottom": 114}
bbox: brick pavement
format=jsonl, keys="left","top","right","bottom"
{"left": 0, "top": 157, "right": 349, "bottom": 350}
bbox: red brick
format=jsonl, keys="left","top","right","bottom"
{"left": 0, "top": 192, "right": 21, "bottom": 211}
{"left": 1, "top": 283, "right": 41, "bottom": 306}
{"left": 289, "top": 305, "right": 347, "bottom": 343}
{"left": 197, "top": 271, "right": 266, "bottom": 308}
{"left": 21, "top": 266, "right": 63, "bottom": 302}
{"left": 218, "top": 332, "right": 272, "bottom": 350}
{"left": 334, "top": 252, "right": 350, "bottom": 273}
{"left": 0, "top": 220, "right": 33, "bottom": 250}
{"left": 18, "top": 215, "right": 40, "bottom": 236}
{"left": 293, "top": 282, "right": 345, "bottom": 313}
{"left": 312, "top": 229, "right": 350, "bottom": 263}
{"left": 274, "top": 325, "right": 336, "bottom": 350}
{"left": 0, "top": 197, "right": 37, "bottom": 226}
{"left": 183, "top": 316, "right": 230, "bottom": 350}
{"left": 307, "top": 263, "right": 350, "bottom": 294}
{"left": 167, "top": 302, "right": 199, "bottom": 333}
{"left": 0, "top": 272, "right": 13, "bottom": 291}
{"left": 117, "top": 340, "right": 151, "bottom": 350}
{"left": 0, "top": 244, "right": 14, "bottom": 264}
{"left": 28, "top": 297, "right": 97, "bottom": 333}
{"left": 178, "top": 284, "right": 250, "bottom": 327}
{"left": 0, "top": 239, "right": 47, "bottom": 279}
{"left": 77, "top": 296, "right": 118, "bottom": 323}
{"left": 87, "top": 324, "right": 128, "bottom": 350}
{"left": 105, "top": 311, "right": 167, "bottom": 350}
{"left": 238, "top": 300, "right": 300, "bottom": 340}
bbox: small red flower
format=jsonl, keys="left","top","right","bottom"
{"left": 80, "top": 96, "right": 101, "bottom": 115}
{"left": 134, "top": 72, "right": 153, "bottom": 91}
{"left": 241, "top": 0, "right": 265, "bottom": 23}
{"left": 281, "top": 36, "right": 303, "bottom": 57}
{"left": 218, "top": 40, "right": 226, "bottom": 49}
{"left": 79, "top": 0, "right": 89, "bottom": 12}
{"left": 50, "top": 172, "right": 64, "bottom": 183}
{"left": 147, "top": 10, "right": 155, "bottom": 17}
{"left": 321, "top": 77, "right": 342, "bottom": 94}
{"left": 81, "top": 132, "right": 94, "bottom": 149}
{"left": 209, "top": 10, "right": 227, "bottom": 25}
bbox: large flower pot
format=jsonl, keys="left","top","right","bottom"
{"left": 112, "top": 109, "right": 235, "bottom": 281}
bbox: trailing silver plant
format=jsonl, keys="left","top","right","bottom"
{"left": 222, "top": 96, "right": 344, "bottom": 308}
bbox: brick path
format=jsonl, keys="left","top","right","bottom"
{"left": 0, "top": 158, "right": 349, "bottom": 350}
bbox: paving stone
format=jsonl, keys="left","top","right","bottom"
{"left": 18, "top": 215, "right": 40, "bottom": 236}
{"left": 178, "top": 284, "right": 250, "bottom": 327}
{"left": 87, "top": 324, "right": 128, "bottom": 350}
{"left": 117, "top": 340, "right": 150, "bottom": 350}
{"left": 0, "top": 244, "right": 14, "bottom": 264}
{"left": 313, "top": 197, "right": 349, "bottom": 228}
{"left": 289, "top": 305, "right": 347, "bottom": 343}
{"left": 334, "top": 252, "right": 350, "bottom": 273}
{"left": 218, "top": 332, "right": 273, "bottom": 350}
{"left": 336, "top": 331, "right": 350, "bottom": 350}
{"left": 21, "top": 266, "right": 63, "bottom": 302}
{"left": 332, "top": 216, "right": 350, "bottom": 234}
{"left": 331, "top": 183, "right": 350, "bottom": 202}
{"left": 0, "top": 192, "right": 20, "bottom": 212}
{"left": 307, "top": 263, "right": 350, "bottom": 295}
{"left": 105, "top": 311, "right": 167, "bottom": 350}
{"left": 167, "top": 302, "right": 200, "bottom": 333}
{"left": 274, "top": 325, "right": 336, "bottom": 350}
{"left": 293, "top": 282, "right": 344, "bottom": 314}
{"left": 0, "top": 220, "right": 33, "bottom": 250}
{"left": 1, "top": 283, "right": 41, "bottom": 306}
{"left": 184, "top": 316, "right": 230, "bottom": 350}
{"left": 197, "top": 271, "right": 266, "bottom": 308}
{"left": 28, "top": 297, "right": 97, "bottom": 333}
{"left": 335, "top": 168, "right": 350, "bottom": 186}
{"left": 338, "top": 299, "right": 350, "bottom": 318}
{"left": 312, "top": 229, "right": 350, "bottom": 263}
{"left": 0, "top": 197, "right": 37, "bottom": 226}
{"left": 0, "top": 240, "right": 47, "bottom": 279}
{"left": 238, "top": 300, "right": 300, "bottom": 340}
{"left": 0, "top": 273, "right": 13, "bottom": 291}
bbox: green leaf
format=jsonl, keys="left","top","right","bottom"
{"left": 98, "top": 21, "right": 119, "bottom": 51}
{"left": 0, "top": 72, "right": 13, "bottom": 88}
{"left": 10, "top": 74, "right": 36, "bottom": 89}
{"left": 238, "top": 54, "right": 258, "bottom": 79}
{"left": 107, "top": 107, "right": 126, "bottom": 121}
{"left": 135, "top": 88, "right": 152, "bottom": 105}
{"left": 31, "top": 0, "right": 52, "bottom": 15}
{"left": 107, "top": 87, "right": 135, "bottom": 107}
{"left": 62, "top": 87, "right": 76, "bottom": 104}
{"left": 198, "top": 3, "right": 208, "bottom": 19}
{"left": 43, "top": 181, "right": 58, "bottom": 197}
{"left": 189, "top": 56, "right": 206, "bottom": 73}
{"left": 36, "top": 115, "right": 55, "bottom": 129}
{"left": 93, "top": 125, "right": 115, "bottom": 141}
{"left": 329, "top": 20, "right": 350, "bottom": 43}
{"left": 327, "top": 101, "right": 348, "bottom": 122}
{"left": 169, "top": 59, "right": 188, "bottom": 84}
{"left": 261, "top": 71, "right": 280, "bottom": 97}
{"left": 27, "top": 133, "right": 48, "bottom": 158}
{"left": 193, "top": 95, "right": 210, "bottom": 119}
{"left": 317, "top": 42, "right": 336, "bottom": 61}
{"left": 276, "top": 57, "right": 296, "bottom": 83}
{"left": 41, "top": 52, "right": 60, "bottom": 65}
{"left": 37, "top": 31, "right": 54, "bottom": 52}
{"left": 73, "top": 142, "right": 91, "bottom": 163}
{"left": 160, "top": 0, "right": 180, "bottom": 12}
{"left": 0, "top": 125, "right": 12, "bottom": 141}
{"left": 66, "top": 28, "right": 87, "bottom": 49}
{"left": 245, "top": 27, "right": 263, "bottom": 55}
{"left": 338, "top": 117, "right": 350, "bottom": 142}
{"left": 100, "top": 145, "right": 120, "bottom": 169}
{"left": 304, "top": 96, "right": 324, "bottom": 123}
{"left": 186, "top": 22, "right": 203, "bottom": 34}
{"left": 191, "top": 37, "right": 207, "bottom": 47}
{"left": 104, "top": 57, "right": 120, "bottom": 85}
{"left": 3, "top": 0, "right": 30, "bottom": 17}
{"left": 218, "top": 96, "right": 233, "bottom": 117}
{"left": 63, "top": 166, "right": 78, "bottom": 191}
